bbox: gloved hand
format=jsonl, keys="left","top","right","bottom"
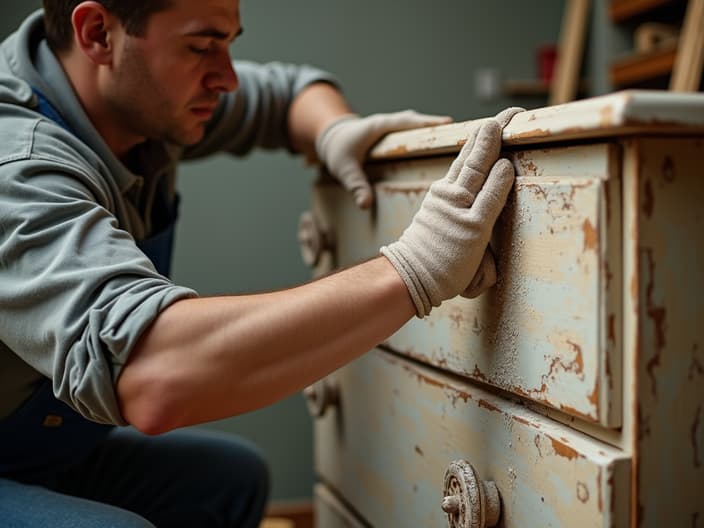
{"left": 380, "top": 107, "right": 523, "bottom": 317}
{"left": 462, "top": 107, "right": 524, "bottom": 298}
{"left": 315, "top": 110, "right": 452, "bottom": 208}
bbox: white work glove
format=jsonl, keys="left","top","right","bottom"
{"left": 381, "top": 107, "right": 524, "bottom": 317}
{"left": 315, "top": 110, "right": 452, "bottom": 208}
{"left": 462, "top": 107, "right": 524, "bottom": 298}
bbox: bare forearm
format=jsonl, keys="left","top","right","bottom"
{"left": 287, "top": 82, "right": 353, "bottom": 159}
{"left": 117, "top": 257, "right": 414, "bottom": 434}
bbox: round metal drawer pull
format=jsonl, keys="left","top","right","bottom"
{"left": 303, "top": 378, "right": 339, "bottom": 418}
{"left": 297, "top": 210, "right": 333, "bottom": 267}
{"left": 442, "top": 460, "right": 500, "bottom": 528}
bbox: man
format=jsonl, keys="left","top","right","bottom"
{"left": 0, "top": 0, "right": 521, "bottom": 526}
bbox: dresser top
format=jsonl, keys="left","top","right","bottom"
{"left": 370, "top": 90, "right": 704, "bottom": 160}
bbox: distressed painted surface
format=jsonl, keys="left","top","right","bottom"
{"left": 369, "top": 91, "right": 704, "bottom": 160}
{"left": 312, "top": 145, "right": 622, "bottom": 426}
{"left": 622, "top": 138, "right": 704, "bottom": 527}
{"left": 314, "top": 484, "right": 368, "bottom": 528}
{"left": 314, "top": 349, "right": 630, "bottom": 527}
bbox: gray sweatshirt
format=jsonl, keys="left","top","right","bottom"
{"left": 0, "top": 10, "right": 337, "bottom": 425}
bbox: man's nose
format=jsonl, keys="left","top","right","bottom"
{"left": 204, "top": 57, "right": 239, "bottom": 93}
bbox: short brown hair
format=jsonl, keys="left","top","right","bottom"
{"left": 42, "top": 0, "right": 173, "bottom": 52}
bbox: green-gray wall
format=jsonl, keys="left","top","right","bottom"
{"left": 1, "top": 1, "right": 600, "bottom": 501}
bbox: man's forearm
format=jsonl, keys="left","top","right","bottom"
{"left": 116, "top": 257, "right": 414, "bottom": 435}
{"left": 287, "top": 81, "right": 353, "bottom": 160}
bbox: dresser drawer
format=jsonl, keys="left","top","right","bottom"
{"left": 314, "top": 484, "right": 368, "bottom": 528}
{"left": 313, "top": 349, "right": 630, "bottom": 527}
{"left": 311, "top": 143, "right": 622, "bottom": 427}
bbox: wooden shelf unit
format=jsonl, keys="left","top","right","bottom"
{"left": 610, "top": 43, "right": 677, "bottom": 87}
{"left": 609, "top": 0, "right": 681, "bottom": 22}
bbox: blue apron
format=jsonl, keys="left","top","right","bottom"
{"left": 0, "top": 89, "right": 179, "bottom": 474}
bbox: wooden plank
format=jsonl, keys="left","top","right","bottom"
{"left": 610, "top": 43, "right": 678, "bottom": 87}
{"left": 314, "top": 144, "right": 623, "bottom": 427}
{"left": 670, "top": 0, "right": 704, "bottom": 91}
{"left": 609, "top": 0, "right": 678, "bottom": 22}
{"left": 550, "top": 0, "right": 591, "bottom": 105}
{"left": 314, "top": 349, "right": 631, "bottom": 527}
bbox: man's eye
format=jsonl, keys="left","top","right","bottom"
{"left": 189, "top": 46, "right": 210, "bottom": 55}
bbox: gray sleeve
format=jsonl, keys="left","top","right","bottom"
{"left": 0, "top": 160, "right": 197, "bottom": 425}
{"left": 182, "top": 60, "right": 339, "bottom": 159}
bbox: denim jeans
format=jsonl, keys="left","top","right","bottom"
{"left": 0, "top": 427, "right": 270, "bottom": 527}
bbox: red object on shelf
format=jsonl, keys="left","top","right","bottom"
{"left": 538, "top": 45, "right": 558, "bottom": 82}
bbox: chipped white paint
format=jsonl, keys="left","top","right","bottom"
{"left": 314, "top": 350, "right": 630, "bottom": 527}
{"left": 622, "top": 138, "right": 704, "bottom": 527}
{"left": 370, "top": 91, "right": 704, "bottom": 160}
{"left": 308, "top": 92, "right": 704, "bottom": 527}
{"left": 313, "top": 145, "right": 622, "bottom": 426}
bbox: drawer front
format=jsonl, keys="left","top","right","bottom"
{"left": 311, "top": 144, "right": 622, "bottom": 426}
{"left": 314, "top": 349, "right": 630, "bottom": 528}
{"left": 314, "top": 484, "right": 369, "bottom": 528}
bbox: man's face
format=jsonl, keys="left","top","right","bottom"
{"left": 104, "top": 0, "right": 241, "bottom": 147}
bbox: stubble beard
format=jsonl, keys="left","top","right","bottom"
{"left": 107, "top": 41, "right": 205, "bottom": 147}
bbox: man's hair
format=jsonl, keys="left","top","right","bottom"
{"left": 42, "top": 0, "right": 173, "bottom": 52}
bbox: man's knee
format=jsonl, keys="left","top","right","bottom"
{"left": 0, "top": 478, "right": 156, "bottom": 528}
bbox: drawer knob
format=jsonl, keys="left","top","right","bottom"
{"left": 297, "top": 211, "right": 333, "bottom": 267}
{"left": 442, "top": 460, "right": 500, "bottom": 528}
{"left": 303, "top": 378, "right": 339, "bottom": 418}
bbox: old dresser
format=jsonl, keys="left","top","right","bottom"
{"left": 300, "top": 91, "right": 704, "bottom": 527}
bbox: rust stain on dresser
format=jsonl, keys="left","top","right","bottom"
{"left": 582, "top": 219, "right": 598, "bottom": 251}
{"left": 550, "top": 437, "right": 580, "bottom": 461}
{"left": 398, "top": 361, "right": 472, "bottom": 406}
{"left": 643, "top": 248, "right": 666, "bottom": 396}
{"left": 577, "top": 481, "right": 590, "bottom": 503}
{"left": 511, "top": 127, "right": 552, "bottom": 140}
{"left": 478, "top": 399, "right": 500, "bottom": 413}
{"left": 381, "top": 145, "right": 409, "bottom": 157}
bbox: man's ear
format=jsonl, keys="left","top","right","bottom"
{"left": 71, "top": 1, "right": 120, "bottom": 65}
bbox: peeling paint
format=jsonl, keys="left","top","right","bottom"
{"left": 479, "top": 399, "right": 500, "bottom": 413}
{"left": 550, "top": 437, "right": 580, "bottom": 460}
{"left": 643, "top": 248, "right": 666, "bottom": 396}
{"left": 512, "top": 127, "right": 553, "bottom": 140}
{"left": 582, "top": 218, "right": 598, "bottom": 251}
{"left": 577, "top": 481, "right": 590, "bottom": 503}
{"left": 380, "top": 145, "right": 409, "bottom": 157}
{"left": 520, "top": 160, "right": 540, "bottom": 176}
{"left": 597, "top": 467, "right": 603, "bottom": 513}
{"left": 588, "top": 378, "right": 600, "bottom": 408}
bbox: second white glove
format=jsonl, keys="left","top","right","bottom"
{"left": 315, "top": 110, "right": 452, "bottom": 208}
